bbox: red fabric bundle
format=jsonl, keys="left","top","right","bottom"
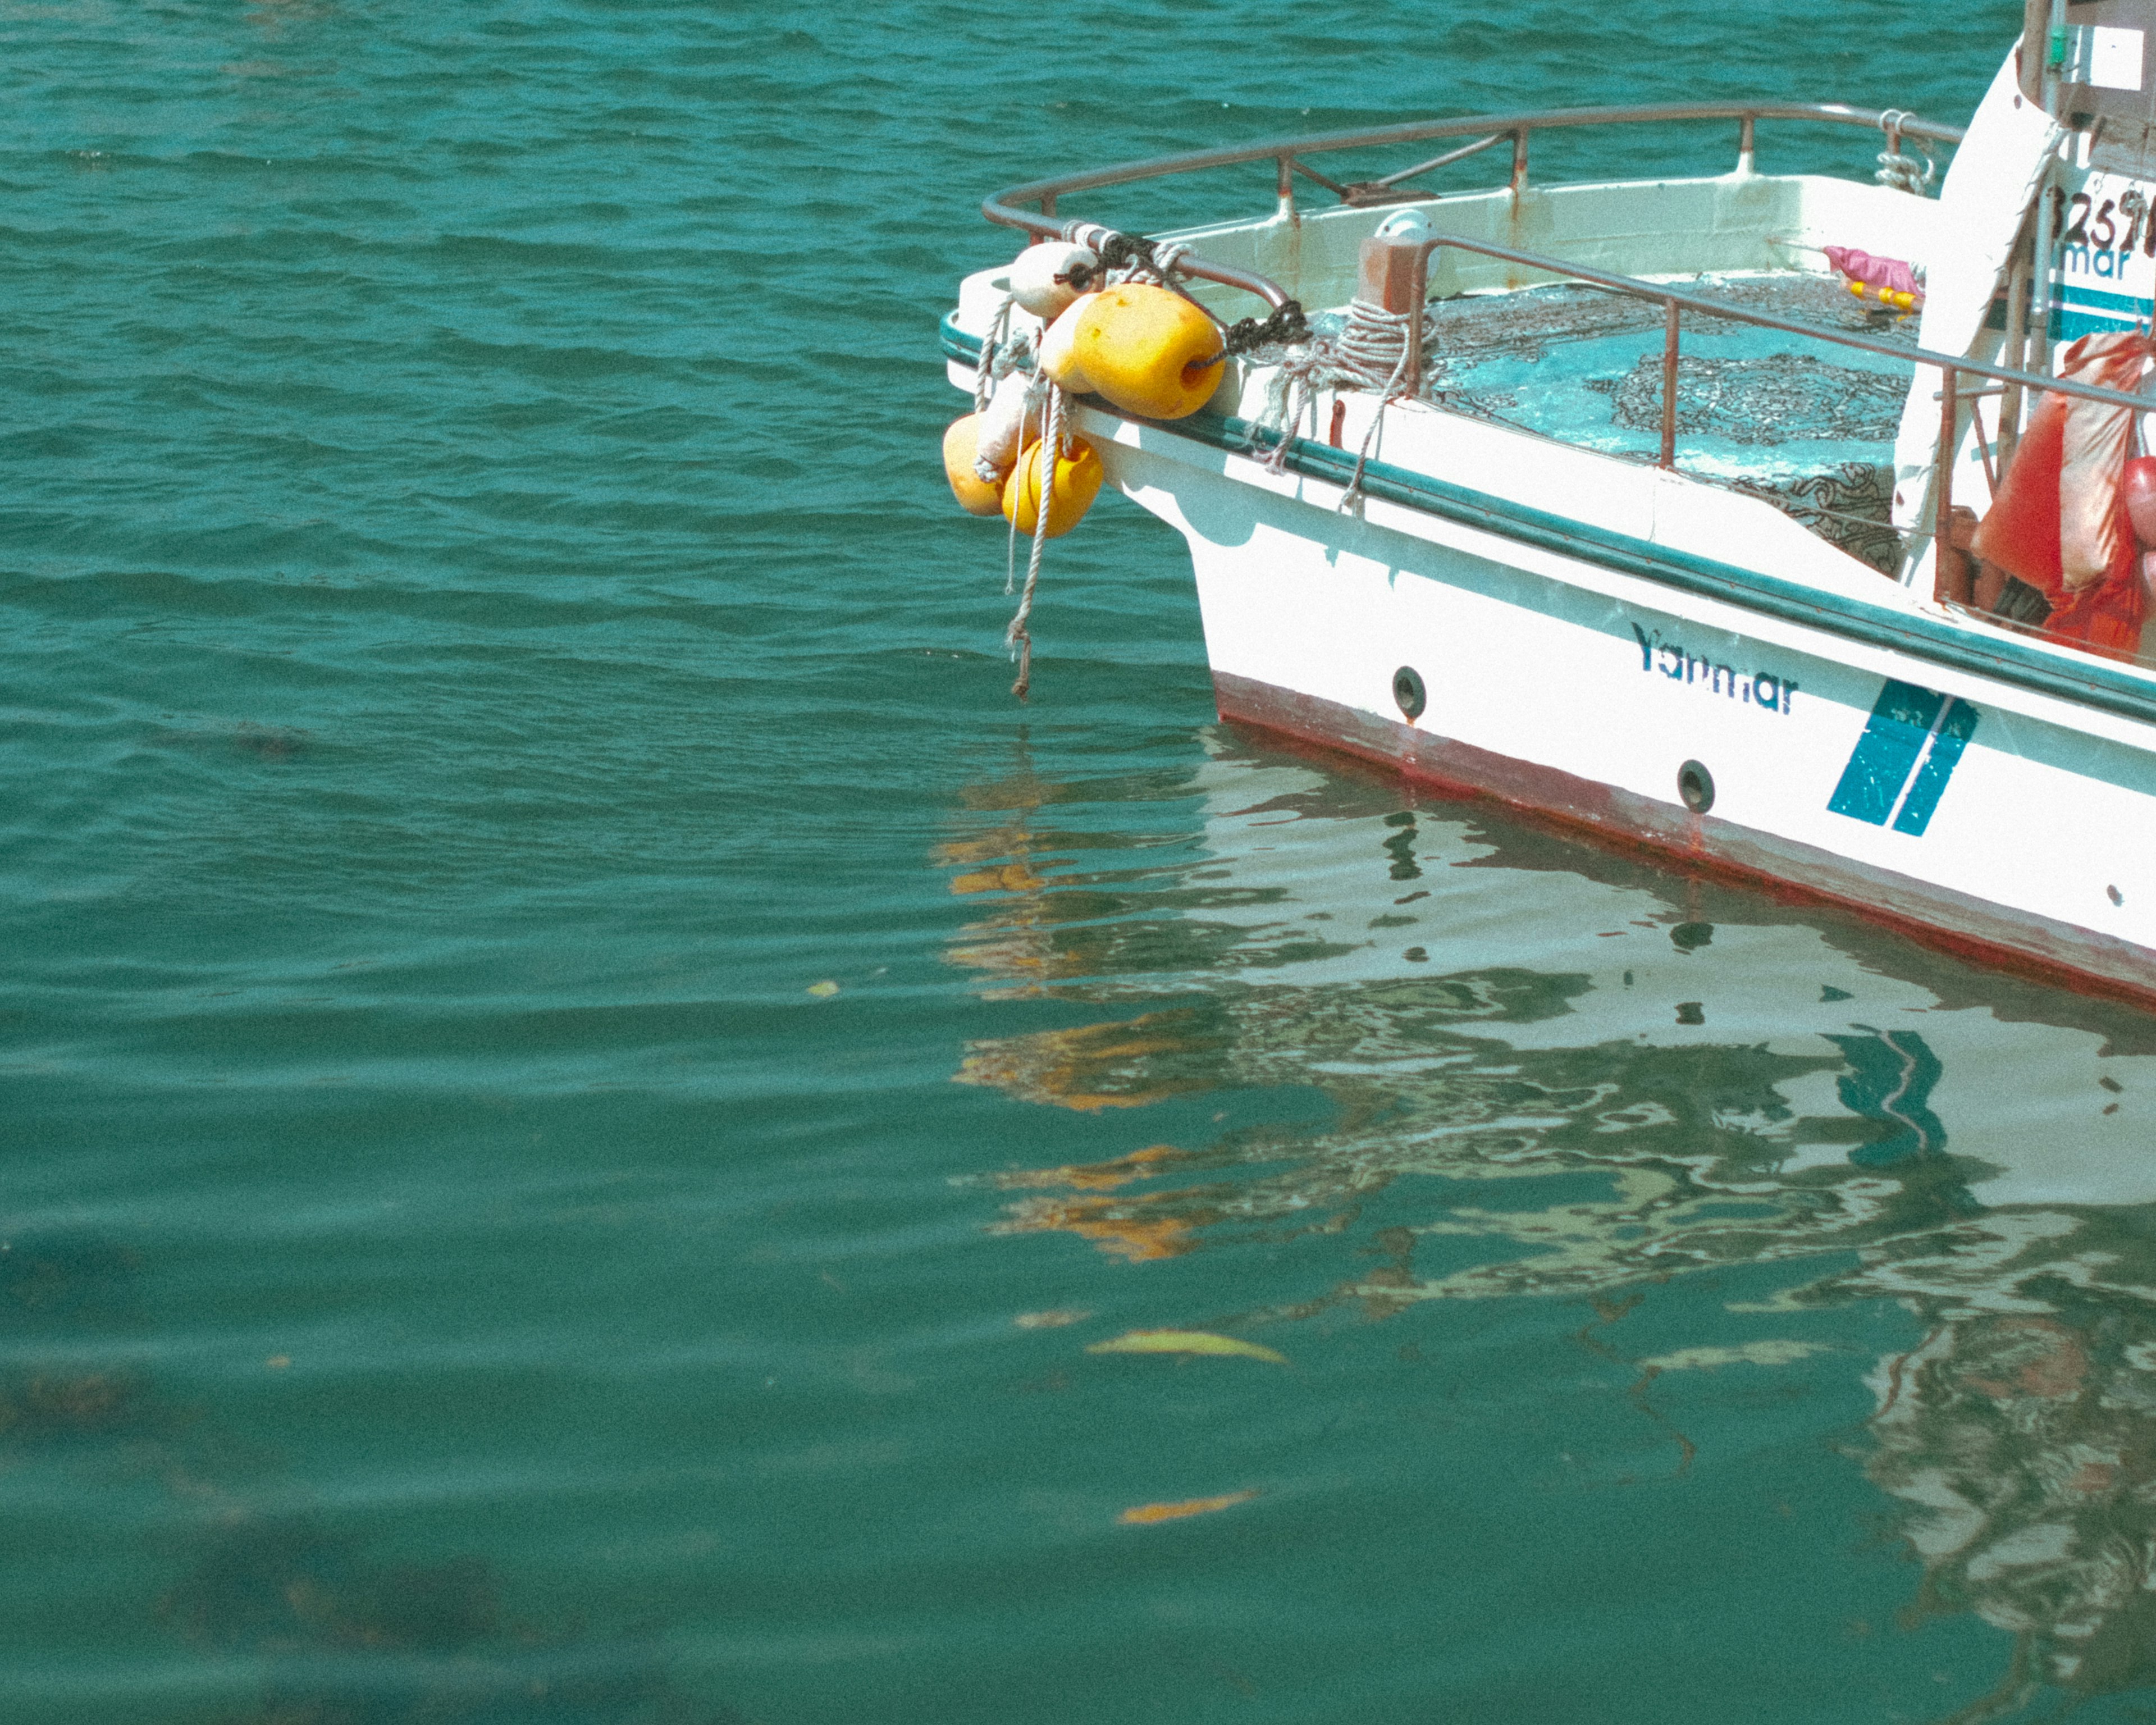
{"left": 1970, "top": 331, "right": 2151, "bottom": 656}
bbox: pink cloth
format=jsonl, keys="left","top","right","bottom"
{"left": 1822, "top": 246, "right": 1920, "bottom": 296}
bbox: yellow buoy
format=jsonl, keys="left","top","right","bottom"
{"left": 1002, "top": 437, "right": 1103, "bottom": 537}
{"left": 942, "top": 415, "right": 1006, "bottom": 517}
{"left": 1039, "top": 294, "right": 1098, "bottom": 394}
{"left": 1073, "top": 284, "right": 1225, "bottom": 420}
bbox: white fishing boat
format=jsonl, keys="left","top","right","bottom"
{"left": 938, "top": 3, "right": 2156, "bottom": 1009}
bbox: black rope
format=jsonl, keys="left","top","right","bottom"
{"left": 1092, "top": 231, "right": 1156, "bottom": 273}
{"left": 1082, "top": 227, "right": 1308, "bottom": 352}
{"left": 1222, "top": 300, "right": 1310, "bottom": 355}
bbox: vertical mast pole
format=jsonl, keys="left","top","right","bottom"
{"left": 2029, "top": 0, "right": 2067, "bottom": 381}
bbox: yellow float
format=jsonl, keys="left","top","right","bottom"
{"left": 1072, "top": 285, "right": 1224, "bottom": 420}
{"left": 1002, "top": 436, "right": 1103, "bottom": 537}
{"left": 1038, "top": 294, "right": 1098, "bottom": 394}
{"left": 942, "top": 414, "right": 1006, "bottom": 516}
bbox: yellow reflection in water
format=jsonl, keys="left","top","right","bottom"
{"left": 938, "top": 744, "right": 2156, "bottom": 1714}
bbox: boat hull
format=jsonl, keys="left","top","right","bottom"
{"left": 1082, "top": 408, "right": 2156, "bottom": 1010}
{"left": 1212, "top": 670, "right": 2156, "bottom": 1010}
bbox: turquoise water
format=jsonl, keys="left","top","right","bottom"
{"left": 13, "top": 3, "right": 2156, "bottom": 1721}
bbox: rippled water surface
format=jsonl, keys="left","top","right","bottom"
{"left": 13, "top": 3, "right": 2156, "bottom": 1721}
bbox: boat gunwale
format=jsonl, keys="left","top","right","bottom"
{"left": 981, "top": 101, "right": 1968, "bottom": 239}
{"left": 938, "top": 313, "right": 2156, "bottom": 734}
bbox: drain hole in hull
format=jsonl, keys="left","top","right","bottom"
{"left": 1678, "top": 760, "right": 1715, "bottom": 814}
{"left": 1393, "top": 665, "right": 1427, "bottom": 722}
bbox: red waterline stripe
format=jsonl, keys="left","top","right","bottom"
{"left": 1212, "top": 670, "right": 2156, "bottom": 1018}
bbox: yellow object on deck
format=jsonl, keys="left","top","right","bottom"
{"left": 1002, "top": 437, "right": 1103, "bottom": 537}
{"left": 1072, "top": 284, "right": 1224, "bottom": 420}
{"left": 942, "top": 414, "right": 1007, "bottom": 517}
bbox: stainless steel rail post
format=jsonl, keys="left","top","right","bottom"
{"left": 2030, "top": 0, "right": 2067, "bottom": 377}
{"left": 1936, "top": 367, "right": 1966, "bottom": 605}
{"left": 1999, "top": 230, "right": 2032, "bottom": 473}
{"left": 1660, "top": 301, "right": 1680, "bottom": 469}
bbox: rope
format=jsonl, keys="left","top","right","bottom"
{"left": 1007, "top": 383, "right": 1065, "bottom": 702}
{"left": 1254, "top": 298, "right": 1426, "bottom": 502}
{"left": 973, "top": 320, "right": 1040, "bottom": 485}
{"left": 1337, "top": 299, "right": 1417, "bottom": 382}
{"left": 1874, "top": 110, "right": 1934, "bottom": 195}
{"left": 1221, "top": 299, "right": 1311, "bottom": 355}
{"left": 972, "top": 294, "right": 1014, "bottom": 415}
{"left": 1002, "top": 372, "right": 1051, "bottom": 592}
{"left": 1339, "top": 331, "right": 1414, "bottom": 517}
{"left": 1144, "top": 241, "right": 1189, "bottom": 285}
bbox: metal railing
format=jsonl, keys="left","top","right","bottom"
{"left": 977, "top": 102, "right": 2136, "bottom": 599}
{"left": 983, "top": 102, "right": 1968, "bottom": 309}
{"left": 1359, "top": 232, "right": 2139, "bottom": 595}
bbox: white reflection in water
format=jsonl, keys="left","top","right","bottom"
{"left": 942, "top": 732, "right": 2156, "bottom": 1717}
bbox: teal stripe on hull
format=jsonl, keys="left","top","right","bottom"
{"left": 938, "top": 314, "right": 2156, "bottom": 732}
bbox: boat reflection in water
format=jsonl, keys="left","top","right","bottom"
{"left": 939, "top": 728, "right": 2156, "bottom": 1719}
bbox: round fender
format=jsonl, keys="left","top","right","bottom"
{"left": 942, "top": 416, "right": 1006, "bottom": 516}
{"left": 1008, "top": 243, "right": 1100, "bottom": 319}
{"left": 1038, "top": 294, "right": 1098, "bottom": 394}
{"left": 1073, "top": 285, "right": 1225, "bottom": 421}
{"left": 2124, "top": 455, "right": 2156, "bottom": 549}
{"left": 1003, "top": 437, "right": 1104, "bottom": 537}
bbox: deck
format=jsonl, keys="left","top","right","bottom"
{"left": 1309, "top": 272, "right": 1920, "bottom": 573}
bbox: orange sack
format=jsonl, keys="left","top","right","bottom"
{"left": 1971, "top": 331, "right": 2151, "bottom": 656}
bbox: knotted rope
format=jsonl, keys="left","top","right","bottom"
{"left": 1874, "top": 111, "right": 1934, "bottom": 196}
{"left": 1255, "top": 298, "right": 1426, "bottom": 515}
{"left": 1006, "top": 382, "right": 1065, "bottom": 702}
{"left": 973, "top": 311, "right": 1041, "bottom": 486}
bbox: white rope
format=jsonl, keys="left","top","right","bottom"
{"left": 1260, "top": 350, "right": 1365, "bottom": 474}
{"left": 974, "top": 322, "right": 1041, "bottom": 485}
{"left": 1339, "top": 333, "right": 1414, "bottom": 518}
{"left": 1007, "top": 383, "right": 1065, "bottom": 702}
{"left": 972, "top": 294, "right": 1015, "bottom": 414}
{"left": 1255, "top": 298, "right": 1426, "bottom": 497}
{"left": 1874, "top": 110, "right": 1934, "bottom": 195}
{"left": 1337, "top": 298, "right": 1417, "bottom": 381}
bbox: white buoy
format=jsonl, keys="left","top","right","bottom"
{"left": 1008, "top": 243, "right": 1100, "bottom": 319}
{"left": 976, "top": 371, "right": 1041, "bottom": 469}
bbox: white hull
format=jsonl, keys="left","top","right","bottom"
{"left": 945, "top": 86, "right": 2156, "bottom": 1007}
{"left": 1071, "top": 398, "right": 2156, "bottom": 1005}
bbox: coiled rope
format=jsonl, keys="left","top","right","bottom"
{"left": 1874, "top": 111, "right": 1934, "bottom": 196}
{"left": 1257, "top": 298, "right": 1424, "bottom": 514}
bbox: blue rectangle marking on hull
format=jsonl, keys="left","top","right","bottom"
{"left": 1892, "top": 696, "right": 1981, "bottom": 836}
{"left": 1828, "top": 681, "right": 1946, "bottom": 825}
